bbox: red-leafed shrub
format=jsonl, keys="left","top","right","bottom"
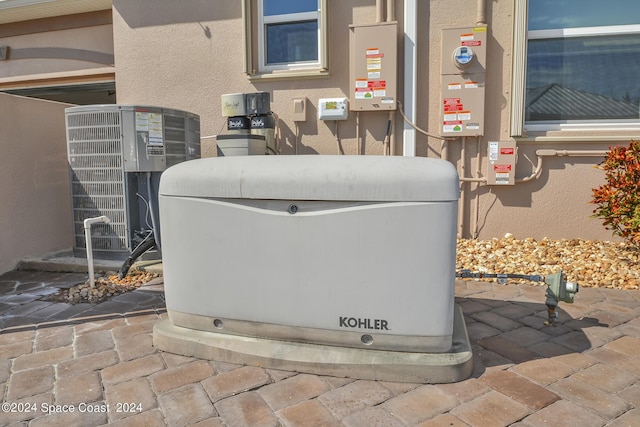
{"left": 591, "top": 140, "right": 640, "bottom": 248}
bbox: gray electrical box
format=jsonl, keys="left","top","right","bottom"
{"left": 65, "top": 105, "right": 200, "bottom": 258}
{"left": 441, "top": 26, "right": 487, "bottom": 137}
{"left": 349, "top": 22, "right": 398, "bottom": 111}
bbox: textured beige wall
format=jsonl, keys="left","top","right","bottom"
{"left": 0, "top": 93, "right": 73, "bottom": 274}
{"left": 112, "top": 0, "right": 620, "bottom": 241}
{"left": 0, "top": 24, "right": 113, "bottom": 79}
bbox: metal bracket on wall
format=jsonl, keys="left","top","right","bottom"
{"left": 0, "top": 46, "right": 9, "bottom": 61}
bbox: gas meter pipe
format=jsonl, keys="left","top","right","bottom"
{"left": 457, "top": 269, "right": 578, "bottom": 326}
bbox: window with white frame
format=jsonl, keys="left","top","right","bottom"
{"left": 257, "top": 0, "right": 322, "bottom": 72}
{"left": 524, "top": 0, "right": 640, "bottom": 130}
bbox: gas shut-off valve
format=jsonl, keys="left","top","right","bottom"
{"left": 544, "top": 271, "right": 578, "bottom": 326}
{"left": 456, "top": 269, "right": 579, "bottom": 326}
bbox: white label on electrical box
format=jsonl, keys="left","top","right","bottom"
{"left": 318, "top": 98, "right": 349, "bottom": 120}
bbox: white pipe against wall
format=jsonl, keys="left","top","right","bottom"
{"left": 84, "top": 215, "right": 110, "bottom": 288}
{"left": 516, "top": 149, "right": 607, "bottom": 183}
{"left": 402, "top": 0, "right": 417, "bottom": 156}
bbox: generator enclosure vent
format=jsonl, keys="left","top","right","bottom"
{"left": 65, "top": 104, "right": 200, "bottom": 259}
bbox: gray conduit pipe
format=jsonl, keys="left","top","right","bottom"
{"left": 387, "top": 0, "right": 396, "bottom": 22}
{"left": 472, "top": 137, "right": 482, "bottom": 238}
{"left": 376, "top": 0, "right": 384, "bottom": 23}
{"left": 458, "top": 137, "right": 467, "bottom": 238}
{"left": 476, "top": 0, "right": 486, "bottom": 25}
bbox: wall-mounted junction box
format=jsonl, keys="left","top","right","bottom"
{"left": 318, "top": 98, "right": 349, "bottom": 120}
{"left": 487, "top": 141, "right": 516, "bottom": 185}
{"left": 349, "top": 21, "right": 398, "bottom": 111}
{"left": 441, "top": 26, "right": 487, "bottom": 137}
{"left": 293, "top": 98, "right": 307, "bottom": 122}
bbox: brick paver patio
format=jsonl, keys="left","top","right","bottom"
{"left": 1, "top": 270, "right": 639, "bottom": 426}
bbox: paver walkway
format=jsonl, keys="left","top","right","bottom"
{"left": 1, "top": 270, "right": 639, "bottom": 426}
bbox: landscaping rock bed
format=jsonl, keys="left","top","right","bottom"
{"left": 44, "top": 270, "right": 160, "bottom": 304}
{"left": 457, "top": 235, "right": 639, "bottom": 290}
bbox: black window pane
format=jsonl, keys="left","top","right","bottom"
{"left": 526, "top": 35, "right": 640, "bottom": 121}
{"left": 266, "top": 21, "right": 318, "bottom": 64}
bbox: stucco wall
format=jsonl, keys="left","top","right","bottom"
{"left": 0, "top": 93, "right": 73, "bottom": 274}
{"left": 0, "top": 24, "right": 113, "bottom": 78}
{"left": 111, "top": 0, "right": 620, "bottom": 242}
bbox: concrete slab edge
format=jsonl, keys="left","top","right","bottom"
{"left": 153, "top": 305, "right": 473, "bottom": 384}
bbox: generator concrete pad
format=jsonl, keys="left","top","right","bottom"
{"left": 153, "top": 304, "right": 473, "bottom": 383}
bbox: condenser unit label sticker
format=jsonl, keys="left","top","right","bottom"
{"left": 465, "top": 82, "right": 479, "bottom": 89}
{"left": 136, "top": 112, "right": 163, "bottom": 146}
{"left": 135, "top": 112, "right": 149, "bottom": 131}
{"left": 460, "top": 33, "right": 474, "bottom": 41}
{"left": 448, "top": 83, "right": 462, "bottom": 90}
{"left": 466, "top": 123, "right": 480, "bottom": 130}
{"left": 147, "top": 113, "right": 164, "bottom": 146}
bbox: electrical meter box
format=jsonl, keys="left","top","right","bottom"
{"left": 487, "top": 141, "right": 517, "bottom": 185}
{"left": 349, "top": 21, "right": 398, "bottom": 111}
{"left": 441, "top": 26, "right": 487, "bottom": 137}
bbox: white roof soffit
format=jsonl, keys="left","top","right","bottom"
{"left": 0, "top": 0, "right": 112, "bottom": 24}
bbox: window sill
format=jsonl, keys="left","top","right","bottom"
{"left": 247, "top": 69, "right": 330, "bottom": 82}
{"left": 516, "top": 133, "right": 638, "bottom": 143}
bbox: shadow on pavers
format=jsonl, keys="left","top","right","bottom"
{"left": 460, "top": 296, "right": 600, "bottom": 378}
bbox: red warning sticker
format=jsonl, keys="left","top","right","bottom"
{"left": 500, "top": 148, "right": 515, "bottom": 155}
{"left": 494, "top": 164, "right": 512, "bottom": 172}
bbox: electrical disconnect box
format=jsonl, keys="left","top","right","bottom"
{"left": 487, "top": 141, "right": 517, "bottom": 185}
{"left": 441, "top": 26, "right": 487, "bottom": 137}
{"left": 318, "top": 98, "right": 349, "bottom": 120}
{"left": 349, "top": 21, "right": 398, "bottom": 111}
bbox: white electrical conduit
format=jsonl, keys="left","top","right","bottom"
{"left": 84, "top": 215, "right": 110, "bottom": 288}
{"left": 516, "top": 149, "right": 608, "bottom": 183}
